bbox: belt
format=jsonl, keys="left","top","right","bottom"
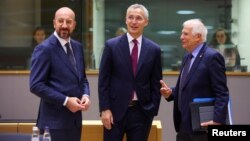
{"left": 128, "top": 101, "right": 138, "bottom": 107}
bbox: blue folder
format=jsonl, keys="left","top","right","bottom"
{"left": 193, "top": 97, "right": 215, "bottom": 103}
{"left": 190, "top": 97, "right": 231, "bottom": 132}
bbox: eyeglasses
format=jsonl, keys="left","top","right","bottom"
{"left": 55, "top": 18, "right": 74, "bottom": 25}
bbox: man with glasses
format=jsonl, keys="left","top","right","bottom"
{"left": 30, "top": 7, "right": 90, "bottom": 141}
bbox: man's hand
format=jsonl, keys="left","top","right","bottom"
{"left": 66, "top": 97, "right": 86, "bottom": 113}
{"left": 101, "top": 109, "right": 113, "bottom": 130}
{"left": 160, "top": 80, "right": 172, "bottom": 98}
{"left": 80, "top": 95, "right": 91, "bottom": 111}
{"left": 201, "top": 120, "right": 221, "bottom": 127}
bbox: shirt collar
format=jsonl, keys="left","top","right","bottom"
{"left": 191, "top": 43, "right": 204, "bottom": 58}
{"left": 126, "top": 33, "right": 142, "bottom": 45}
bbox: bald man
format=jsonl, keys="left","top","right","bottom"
{"left": 30, "top": 7, "right": 90, "bottom": 141}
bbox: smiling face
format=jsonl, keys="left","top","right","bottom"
{"left": 125, "top": 7, "right": 148, "bottom": 39}
{"left": 180, "top": 26, "right": 202, "bottom": 52}
{"left": 53, "top": 7, "right": 76, "bottom": 40}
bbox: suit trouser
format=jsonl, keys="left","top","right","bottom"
{"left": 103, "top": 104, "right": 153, "bottom": 141}
{"left": 176, "top": 131, "right": 207, "bottom": 141}
{"left": 46, "top": 125, "right": 81, "bottom": 141}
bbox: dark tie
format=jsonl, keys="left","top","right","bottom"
{"left": 131, "top": 39, "right": 138, "bottom": 76}
{"left": 178, "top": 54, "right": 193, "bottom": 109}
{"left": 65, "top": 42, "right": 77, "bottom": 71}
{"left": 131, "top": 39, "right": 138, "bottom": 101}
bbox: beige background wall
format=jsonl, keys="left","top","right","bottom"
{"left": 0, "top": 73, "right": 250, "bottom": 141}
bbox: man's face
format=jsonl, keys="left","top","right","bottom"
{"left": 53, "top": 9, "right": 76, "bottom": 39}
{"left": 180, "top": 26, "right": 200, "bottom": 52}
{"left": 125, "top": 8, "right": 148, "bottom": 38}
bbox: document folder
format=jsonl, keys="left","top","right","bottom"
{"left": 189, "top": 98, "right": 230, "bottom": 132}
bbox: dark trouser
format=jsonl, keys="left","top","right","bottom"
{"left": 176, "top": 132, "right": 207, "bottom": 141}
{"left": 48, "top": 126, "right": 81, "bottom": 141}
{"left": 104, "top": 105, "right": 153, "bottom": 141}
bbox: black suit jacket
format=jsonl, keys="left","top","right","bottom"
{"left": 98, "top": 34, "right": 162, "bottom": 121}
{"left": 30, "top": 34, "right": 90, "bottom": 129}
{"left": 167, "top": 43, "right": 229, "bottom": 133}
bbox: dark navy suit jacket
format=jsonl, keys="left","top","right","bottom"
{"left": 98, "top": 34, "right": 162, "bottom": 122}
{"left": 167, "top": 43, "right": 229, "bottom": 133}
{"left": 30, "top": 34, "right": 90, "bottom": 129}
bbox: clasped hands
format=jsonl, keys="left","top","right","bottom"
{"left": 66, "top": 95, "right": 91, "bottom": 113}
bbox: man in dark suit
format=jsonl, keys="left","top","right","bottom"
{"left": 160, "top": 19, "right": 229, "bottom": 141}
{"left": 98, "top": 3, "right": 162, "bottom": 141}
{"left": 30, "top": 7, "right": 90, "bottom": 141}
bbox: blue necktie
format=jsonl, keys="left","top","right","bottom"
{"left": 65, "top": 42, "right": 77, "bottom": 71}
{"left": 178, "top": 54, "right": 193, "bottom": 109}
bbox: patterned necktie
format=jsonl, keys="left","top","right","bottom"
{"left": 178, "top": 53, "right": 193, "bottom": 109}
{"left": 131, "top": 39, "right": 138, "bottom": 76}
{"left": 65, "top": 42, "right": 77, "bottom": 71}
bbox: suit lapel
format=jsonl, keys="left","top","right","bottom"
{"left": 182, "top": 44, "right": 207, "bottom": 88}
{"left": 116, "top": 35, "right": 149, "bottom": 78}
{"left": 50, "top": 35, "right": 78, "bottom": 77}
{"left": 117, "top": 35, "right": 134, "bottom": 76}
{"left": 136, "top": 37, "right": 148, "bottom": 76}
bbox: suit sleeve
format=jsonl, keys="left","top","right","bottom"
{"left": 98, "top": 43, "right": 112, "bottom": 112}
{"left": 29, "top": 44, "right": 66, "bottom": 106}
{"left": 150, "top": 45, "right": 163, "bottom": 116}
{"left": 209, "top": 52, "right": 229, "bottom": 124}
